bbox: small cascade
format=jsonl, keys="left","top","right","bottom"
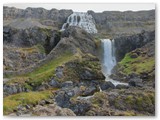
{"left": 101, "top": 39, "right": 128, "bottom": 86}
{"left": 61, "top": 12, "right": 97, "bottom": 33}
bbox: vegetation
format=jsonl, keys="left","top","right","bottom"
{"left": 6, "top": 52, "right": 74, "bottom": 88}
{"left": 118, "top": 53, "right": 155, "bottom": 75}
{"left": 113, "top": 90, "right": 155, "bottom": 113}
{"left": 3, "top": 90, "right": 54, "bottom": 115}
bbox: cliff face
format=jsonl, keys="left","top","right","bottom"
{"left": 114, "top": 30, "right": 155, "bottom": 61}
{"left": 4, "top": 6, "right": 155, "bottom": 36}
{"left": 3, "top": 6, "right": 73, "bottom": 29}
{"left": 88, "top": 10, "right": 155, "bottom": 36}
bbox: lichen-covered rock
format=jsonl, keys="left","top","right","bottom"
{"left": 33, "top": 104, "right": 76, "bottom": 116}
{"left": 58, "top": 53, "right": 105, "bottom": 84}
{"left": 107, "top": 88, "right": 155, "bottom": 115}
{"left": 69, "top": 98, "right": 91, "bottom": 116}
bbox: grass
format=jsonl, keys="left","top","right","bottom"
{"left": 3, "top": 90, "right": 54, "bottom": 115}
{"left": 119, "top": 53, "right": 155, "bottom": 75}
{"left": 4, "top": 52, "right": 75, "bottom": 115}
{"left": 19, "top": 44, "right": 44, "bottom": 54}
{"left": 6, "top": 52, "right": 74, "bottom": 88}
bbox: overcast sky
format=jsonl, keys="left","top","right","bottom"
{"left": 4, "top": 3, "right": 155, "bottom": 12}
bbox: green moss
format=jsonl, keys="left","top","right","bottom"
{"left": 90, "top": 92, "right": 106, "bottom": 107}
{"left": 38, "top": 28, "right": 52, "bottom": 37}
{"left": 3, "top": 90, "right": 53, "bottom": 115}
{"left": 113, "top": 91, "right": 155, "bottom": 113}
{"left": 119, "top": 53, "right": 155, "bottom": 75}
{"left": 27, "top": 52, "right": 74, "bottom": 87}
{"left": 35, "top": 44, "right": 45, "bottom": 54}
{"left": 125, "top": 95, "right": 134, "bottom": 105}
{"left": 7, "top": 52, "right": 74, "bottom": 88}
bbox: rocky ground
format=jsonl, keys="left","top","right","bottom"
{"left": 3, "top": 6, "right": 155, "bottom": 116}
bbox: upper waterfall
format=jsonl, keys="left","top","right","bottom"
{"left": 101, "top": 39, "right": 116, "bottom": 76}
{"left": 61, "top": 12, "right": 98, "bottom": 33}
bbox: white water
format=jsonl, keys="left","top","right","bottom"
{"left": 101, "top": 39, "right": 128, "bottom": 86}
{"left": 102, "top": 39, "right": 116, "bottom": 76}
{"left": 61, "top": 12, "right": 97, "bottom": 33}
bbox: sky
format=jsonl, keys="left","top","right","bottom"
{"left": 4, "top": 3, "right": 155, "bottom": 12}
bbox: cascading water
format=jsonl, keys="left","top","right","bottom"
{"left": 101, "top": 39, "right": 116, "bottom": 76}
{"left": 61, "top": 12, "right": 97, "bottom": 33}
{"left": 101, "top": 39, "right": 128, "bottom": 86}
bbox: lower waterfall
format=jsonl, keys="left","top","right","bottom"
{"left": 101, "top": 39, "right": 128, "bottom": 86}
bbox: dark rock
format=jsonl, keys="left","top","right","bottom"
{"left": 37, "top": 83, "right": 50, "bottom": 91}
{"left": 130, "top": 53, "right": 138, "bottom": 58}
{"left": 69, "top": 99, "right": 91, "bottom": 116}
{"left": 100, "top": 81, "right": 115, "bottom": 90}
{"left": 49, "top": 78, "right": 60, "bottom": 88}
{"left": 55, "top": 89, "right": 74, "bottom": 108}
{"left": 79, "top": 68, "right": 105, "bottom": 81}
{"left": 55, "top": 66, "right": 64, "bottom": 79}
{"left": 38, "top": 100, "right": 46, "bottom": 106}
{"left": 61, "top": 81, "right": 73, "bottom": 88}
{"left": 116, "top": 84, "right": 129, "bottom": 89}
{"left": 3, "top": 84, "right": 27, "bottom": 95}
{"left": 81, "top": 86, "right": 98, "bottom": 96}
{"left": 114, "top": 31, "right": 155, "bottom": 61}
{"left": 128, "top": 77, "right": 143, "bottom": 87}
{"left": 25, "top": 105, "right": 31, "bottom": 109}
{"left": 45, "top": 99, "right": 54, "bottom": 104}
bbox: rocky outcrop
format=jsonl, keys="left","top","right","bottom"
{"left": 3, "top": 45, "right": 46, "bottom": 71}
{"left": 114, "top": 30, "right": 155, "bottom": 61}
{"left": 88, "top": 10, "right": 155, "bottom": 36}
{"left": 100, "top": 81, "right": 115, "bottom": 90}
{"left": 3, "top": 84, "right": 28, "bottom": 97}
{"left": 33, "top": 104, "right": 76, "bottom": 116}
{"left": 3, "top": 6, "right": 73, "bottom": 28}
{"left": 3, "top": 26, "right": 61, "bottom": 48}
{"left": 108, "top": 88, "right": 155, "bottom": 115}
{"left": 112, "top": 40, "right": 155, "bottom": 88}
{"left": 50, "top": 26, "right": 97, "bottom": 56}
{"left": 9, "top": 103, "right": 76, "bottom": 116}
{"left": 4, "top": 26, "right": 97, "bottom": 76}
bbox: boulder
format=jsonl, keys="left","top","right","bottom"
{"left": 3, "top": 84, "right": 27, "bottom": 95}
{"left": 33, "top": 104, "right": 76, "bottom": 116}
{"left": 116, "top": 84, "right": 129, "bottom": 89}
{"left": 100, "top": 81, "right": 115, "bottom": 91}
{"left": 81, "top": 86, "right": 98, "bottom": 96}
{"left": 61, "top": 81, "right": 73, "bottom": 88}
{"left": 128, "top": 77, "right": 143, "bottom": 87}
{"left": 49, "top": 78, "right": 60, "bottom": 88}
{"left": 55, "top": 66, "right": 64, "bottom": 79}
{"left": 69, "top": 99, "right": 91, "bottom": 116}
{"left": 37, "top": 83, "right": 50, "bottom": 91}
{"left": 130, "top": 53, "right": 138, "bottom": 58}
{"left": 55, "top": 89, "right": 75, "bottom": 108}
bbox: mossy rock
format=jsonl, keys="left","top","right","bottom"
{"left": 112, "top": 89, "right": 155, "bottom": 114}
{"left": 3, "top": 90, "right": 54, "bottom": 115}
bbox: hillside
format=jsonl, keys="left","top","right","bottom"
{"left": 3, "top": 6, "right": 155, "bottom": 116}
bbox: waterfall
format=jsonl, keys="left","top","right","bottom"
{"left": 101, "top": 39, "right": 116, "bottom": 76}
{"left": 61, "top": 12, "right": 97, "bottom": 33}
{"left": 101, "top": 39, "right": 128, "bottom": 86}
